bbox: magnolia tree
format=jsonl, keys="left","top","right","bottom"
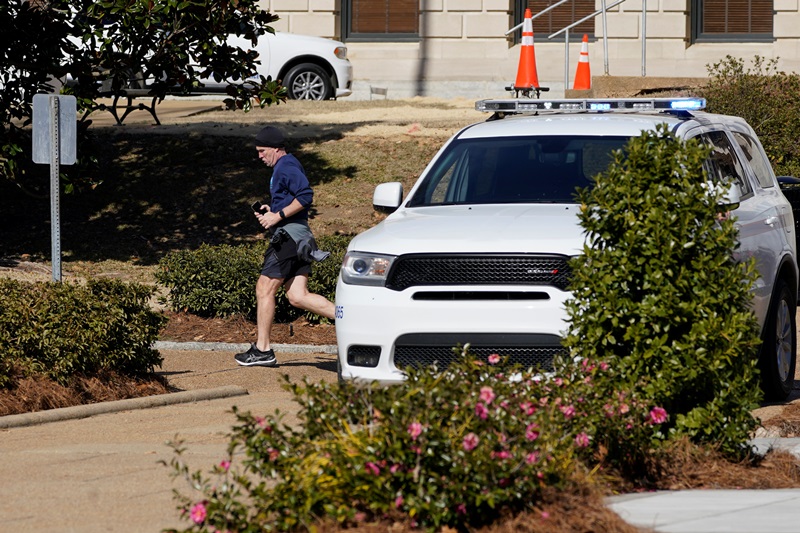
{"left": 1, "top": 0, "right": 284, "bottom": 193}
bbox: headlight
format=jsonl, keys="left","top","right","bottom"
{"left": 341, "top": 251, "right": 395, "bottom": 286}
{"left": 334, "top": 46, "right": 347, "bottom": 60}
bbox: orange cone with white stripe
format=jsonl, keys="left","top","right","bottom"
{"left": 572, "top": 34, "right": 591, "bottom": 90}
{"left": 514, "top": 8, "right": 540, "bottom": 91}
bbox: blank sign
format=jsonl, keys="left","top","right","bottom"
{"left": 32, "top": 94, "right": 77, "bottom": 165}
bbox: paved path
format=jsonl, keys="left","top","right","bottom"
{"left": 0, "top": 348, "right": 336, "bottom": 533}
{"left": 1, "top": 344, "right": 800, "bottom": 533}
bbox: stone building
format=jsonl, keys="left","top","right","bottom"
{"left": 261, "top": 0, "right": 798, "bottom": 99}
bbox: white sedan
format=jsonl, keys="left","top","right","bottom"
{"left": 199, "top": 32, "right": 353, "bottom": 100}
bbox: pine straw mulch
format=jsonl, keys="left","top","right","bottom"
{"left": 0, "top": 369, "right": 171, "bottom": 417}
{"left": 158, "top": 310, "right": 338, "bottom": 345}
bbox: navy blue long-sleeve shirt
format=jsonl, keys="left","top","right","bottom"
{"left": 270, "top": 153, "right": 313, "bottom": 223}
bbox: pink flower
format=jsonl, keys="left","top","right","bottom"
{"left": 541, "top": 511, "right": 550, "bottom": 519}
{"left": 219, "top": 460, "right": 231, "bottom": 472}
{"left": 488, "top": 353, "right": 501, "bottom": 365}
{"left": 190, "top": 502, "right": 207, "bottom": 524}
{"left": 619, "top": 403, "right": 630, "bottom": 414}
{"left": 395, "top": 495, "right": 404, "bottom": 508}
{"left": 408, "top": 421, "right": 423, "bottom": 440}
{"left": 648, "top": 406, "right": 668, "bottom": 425}
{"left": 475, "top": 402, "right": 489, "bottom": 420}
{"left": 574, "top": 432, "right": 591, "bottom": 448}
{"left": 390, "top": 464, "right": 401, "bottom": 474}
{"left": 560, "top": 405, "right": 576, "bottom": 419}
{"left": 354, "top": 512, "right": 366, "bottom": 522}
{"left": 268, "top": 448, "right": 280, "bottom": 462}
{"left": 525, "top": 423, "right": 540, "bottom": 441}
{"left": 495, "top": 450, "right": 511, "bottom": 460}
{"left": 526, "top": 451, "right": 540, "bottom": 464}
{"left": 456, "top": 503, "right": 467, "bottom": 515}
{"left": 463, "top": 432, "right": 480, "bottom": 451}
{"left": 599, "top": 361, "right": 609, "bottom": 371}
{"left": 479, "top": 386, "right": 496, "bottom": 404}
{"left": 365, "top": 462, "right": 381, "bottom": 475}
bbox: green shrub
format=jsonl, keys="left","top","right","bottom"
{"left": 0, "top": 278, "right": 166, "bottom": 387}
{"left": 563, "top": 124, "right": 763, "bottom": 457}
{"left": 165, "top": 350, "right": 664, "bottom": 532}
{"left": 155, "top": 235, "right": 352, "bottom": 323}
{"left": 700, "top": 55, "right": 800, "bottom": 177}
{"left": 155, "top": 243, "right": 266, "bottom": 318}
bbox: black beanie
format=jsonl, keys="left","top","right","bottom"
{"left": 254, "top": 126, "right": 286, "bottom": 148}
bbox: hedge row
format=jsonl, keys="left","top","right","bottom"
{"left": 0, "top": 278, "right": 166, "bottom": 388}
{"left": 155, "top": 234, "right": 352, "bottom": 323}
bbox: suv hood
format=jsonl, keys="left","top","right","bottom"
{"left": 349, "top": 204, "right": 585, "bottom": 256}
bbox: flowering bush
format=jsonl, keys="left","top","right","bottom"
{"left": 165, "top": 349, "right": 668, "bottom": 532}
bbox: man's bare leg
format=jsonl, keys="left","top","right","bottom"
{"left": 284, "top": 274, "right": 336, "bottom": 320}
{"left": 255, "top": 274, "right": 284, "bottom": 351}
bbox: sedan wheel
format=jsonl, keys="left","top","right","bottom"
{"left": 284, "top": 63, "right": 332, "bottom": 100}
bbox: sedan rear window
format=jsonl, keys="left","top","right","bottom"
{"left": 407, "top": 135, "right": 630, "bottom": 207}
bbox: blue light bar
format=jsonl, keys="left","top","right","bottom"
{"left": 670, "top": 99, "right": 705, "bottom": 110}
{"left": 475, "top": 97, "right": 707, "bottom": 114}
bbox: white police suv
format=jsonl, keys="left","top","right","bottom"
{"left": 334, "top": 97, "right": 798, "bottom": 400}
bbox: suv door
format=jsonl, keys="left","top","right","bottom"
{"left": 694, "top": 128, "right": 780, "bottom": 327}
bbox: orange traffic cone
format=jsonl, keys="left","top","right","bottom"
{"left": 514, "top": 8, "right": 540, "bottom": 92}
{"left": 572, "top": 34, "right": 591, "bottom": 90}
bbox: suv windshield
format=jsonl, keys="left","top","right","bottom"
{"left": 407, "top": 135, "right": 630, "bottom": 207}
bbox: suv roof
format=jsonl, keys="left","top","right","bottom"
{"left": 458, "top": 96, "right": 762, "bottom": 151}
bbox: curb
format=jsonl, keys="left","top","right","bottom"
{"left": 749, "top": 437, "right": 800, "bottom": 459}
{"left": 0, "top": 385, "right": 248, "bottom": 429}
{"left": 153, "top": 340, "right": 338, "bottom": 354}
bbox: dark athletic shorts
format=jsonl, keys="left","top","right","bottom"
{"left": 260, "top": 233, "right": 312, "bottom": 279}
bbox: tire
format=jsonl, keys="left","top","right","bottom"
{"left": 284, "top": 63, "right": 332, "bottom": 100}
{"left": 760, "top": 278, "right": 797, "bottom": 401}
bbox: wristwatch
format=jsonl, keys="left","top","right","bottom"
{"left": 279, "top": 210, "right": 286, "bottom": 219}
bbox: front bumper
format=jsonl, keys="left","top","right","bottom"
{"left": 334, "top": 279, "right": 571, "bottom": 383}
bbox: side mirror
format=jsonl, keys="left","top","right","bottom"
{"left": 778, "top": 176, "right": 800, "bottom": 187}
{"left": 373, "top": 182, "right": 403, "bottom": 214}
{"left": 720, "top": 182, "right": 742, "bottom": 211}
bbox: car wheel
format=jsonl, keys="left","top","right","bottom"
{"left": 284, "top": 63, "right": 332, "bottom": 100}
{"left": 760, "top": 278, "right": 797, "bottom": 401}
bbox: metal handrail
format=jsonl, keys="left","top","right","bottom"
{"left": 507, "top": 0, "right": 648, "bottom": 92}
{"left": 505, "top": 0, "right": 570, "bottom": 36}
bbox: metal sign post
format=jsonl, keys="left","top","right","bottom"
{"left": 32, "top": 94, "right": 77, "bottom": 282}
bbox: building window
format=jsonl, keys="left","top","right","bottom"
{"left": 516, "top": 0, "right": 594, "bottom": 42}
{"left": 342, "top": 0, "right": 419, "bottom": 42}
{"left": 690, "top": 0, "right": 773, "bottom": 42}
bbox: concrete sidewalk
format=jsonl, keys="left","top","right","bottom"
{"left": 1, "top": 343, "right": 799, "bottom": 532}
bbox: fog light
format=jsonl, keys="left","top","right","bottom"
{"left": 347, "top": 345, "right": 381, "bottom": 367}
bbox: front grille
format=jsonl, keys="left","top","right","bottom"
{"left": 386, "top": 254, "right": 571, "bottom": 291}
{"left": 393, "top": 333, "right": 565, "bottom": 373}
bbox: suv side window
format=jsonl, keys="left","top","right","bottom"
{"left": 699, "top": 131, "right": 753, "bottom": 197}
{"left": 731, "top": 131, "right": 775, "bottom": 189}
